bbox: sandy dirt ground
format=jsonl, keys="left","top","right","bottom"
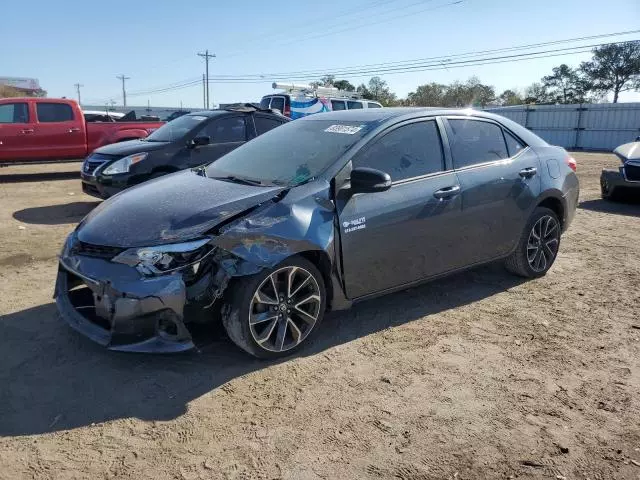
{"left": 0, "top": 154, "right": 638, "bottom": 480}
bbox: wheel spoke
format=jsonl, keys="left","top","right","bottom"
{"left": 254, "top": 290, "right": 278, "bottom": 306}
{"left": 255, "top": 317, "right": 278, "bottom": 344}
{"left": 287, "top": 317, "right": 302, "bottom": 345}
{"left": 250, "top": 311, "right": 279, "bottom": 326}
{"left": 275, "top": 319, "right": 287, "bottom": 351}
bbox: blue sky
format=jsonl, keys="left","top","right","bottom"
{"left": 2, "top": 0, "right": 639, "bottom": 108}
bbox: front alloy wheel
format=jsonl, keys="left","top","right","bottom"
{"left": 249, "top": 266, "right": 322, "bottom": 353}
{"left": 222, "top": 256, "right": 326, "bottom": 358}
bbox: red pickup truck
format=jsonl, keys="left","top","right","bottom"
{"left": 0, "top": 98, "right": 164, "bottom": 165}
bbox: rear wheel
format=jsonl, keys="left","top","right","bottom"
{"left": 222, "top": 256, "right": 326, "bottom": 359}
{"left": 505, "top": 207, "right": 561, "bottom": 278}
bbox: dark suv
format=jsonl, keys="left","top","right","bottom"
{"left": 57, "top": 108, "right": 579, "bottom": 357}
{"left": 81, "top": 105, "right": 288, "bottom": 199}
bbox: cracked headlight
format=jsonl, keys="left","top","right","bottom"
{"left": 102, "top": 152, "right": 148, "bottom": 175}
{"left": 112, "top": 238, "right": 214, "bottom": 275}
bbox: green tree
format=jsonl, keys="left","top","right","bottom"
{"left": 333, "top": 79, "right": 355, "bottom": 91}
{"left": 497, "top": 89, "right": 523, "bottom": 106}
{"left": 441, "top": 77, "right": 495, "bottom": 107}
{"left": 523, "top": 82, "right": 551, "bottom": 104}
{"left": 361, "top": 76, "right": 398, "bottom": 106}
{"left": 580, "top": 41, "right": 640, "bottom": 103}
{"left": 319, "top": 75, "right": 335, "bottom": 87}
{"left": 406, "top": 83, "right": 446, "bottom": 106}
{"left": 541, "top": 64, "right": 586, "bottom": 103}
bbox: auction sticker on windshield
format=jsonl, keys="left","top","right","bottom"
{"left": 324, "top": 124, "right": 363, "bottom": 134}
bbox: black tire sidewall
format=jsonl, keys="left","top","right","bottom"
{"left": 223, "top": 255, "right": 327, "bottom": 359}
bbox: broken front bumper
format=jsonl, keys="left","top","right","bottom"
{"left": 55, "top": 254, "right": 196, "bottom": 353}
{"left": 601, "top": 168, "right": 640, "bottom": 196}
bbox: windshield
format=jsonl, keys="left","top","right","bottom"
{"left": 206, "top": 119, "right": 373, "bottom": 186}
{"left": 145, "top": 114, "right": 209, "bottom": 142}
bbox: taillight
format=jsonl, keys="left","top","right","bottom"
{"left": 566, "top": 155, "right": 577, "bottom": 172}
{"left": 283, "top": 105, "right": 291, "bottom": 117}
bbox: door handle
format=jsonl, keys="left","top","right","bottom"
{"left": 433, "top": 185, "right": 461, "bottom": 199}
{"left": 519, "top": 167, "right": 537, "bottom": 178}
{"left": 68, "top": 127, "right": 81, "bottom": 133}
{"left": 20, "top": 128, "right": 34, "bottom": 134}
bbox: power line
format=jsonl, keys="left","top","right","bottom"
{"left": 197, "top": 50, "right": 216, "bottom": 109}
{"left": 116, "top": 74, "right": 130, "bottom": 107}
{"left": 221, "top": 0, "right": 434, "bottom": 58}
{"left": 211, "top": 29, "right": 640, "bottom": 79}
{"left": 223, "top": 0, "right": 455, "bottom": 59}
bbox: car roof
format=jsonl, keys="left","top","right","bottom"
{"left": 300, "top": 107, "right": 548, "bottom": 147}
{"left": 186, "top": 106, "right": 285, "bottom": 118}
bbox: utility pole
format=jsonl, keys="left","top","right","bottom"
{"left": 197, "top": 50, "right": 215, "bottom": 109}
{"left": 116, "top": 74, "right": 130, "bottom": 107}
{"left": 73, "top": 83, "right": 83, "bottom": 105}
{"left": 202, "top": 74, "right": 206, "bottom": 109}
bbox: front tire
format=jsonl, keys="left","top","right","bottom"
{"left": 600, "top": 176, "right": 618, "bottom": 201}
{"left": 505, "top": 207, "right": 561, "bottom": 278}
{"left": 222, "top": 256, "right": 326, "bottom": 359}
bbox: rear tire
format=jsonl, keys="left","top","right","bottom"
{"left": 505, "top": 207, "right": 561, "bottom": 278}
{"left": 222, "top": 255, "right": 326, "bottom": 359}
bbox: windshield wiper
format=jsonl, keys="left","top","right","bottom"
{"left": 211, "top": 175, "right": 265, "bottom": 186}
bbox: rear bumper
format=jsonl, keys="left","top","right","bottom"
{"left": 55, "top": 254, "right": 196, "bottom": 353}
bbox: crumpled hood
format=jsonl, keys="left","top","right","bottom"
{"left": 94, "top": 139, "right": 170, "bottom": 157}
{"left": 77, "top": 170, "right": 285, "bottom": 247}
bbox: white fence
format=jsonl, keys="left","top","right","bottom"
{"left": 484, "top": 103, "right": 640, "bottom": 151}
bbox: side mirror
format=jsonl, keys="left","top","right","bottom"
{"left": 190, "top": 135, "right": 210, "bottom": 147}
{"left": 349, "top": 167, "right": 392, "bottom": 194}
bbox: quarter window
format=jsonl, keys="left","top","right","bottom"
{"left": 447, "top": 119, "right": 509, "bottom": 168}
{"left": 204, "top": 117, "right": 246, "bottom": 143}
{"left": 0, "top": 103, "right": 29, "bottom": 123}
{"left": 367, "top": 102, "right": 382, "bottom": 108}
{"left": 504, "top": 130, "right": 525, "bottom": 157}
{"left": 352, "top": 121, "right": 444, "bottom": 182}
{"left": 36, "top": 103, "right": 74, "bottom": 122}
{"left": 269, "top": 97, "right": 285, "bottom": 113}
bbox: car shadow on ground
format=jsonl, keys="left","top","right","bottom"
{"left": 0, "top": 263, "right": 524, "bottom": 437}
{"left": 579, "top": 198, "right": 640, "bottom": 217}
{"left": 0, "top": 171, "right": 79, "bottom": 183}
{"left": 13, "top": 202, "right": 100, "bottom": 225}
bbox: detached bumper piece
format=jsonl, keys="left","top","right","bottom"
{"left": 55, "top": 258, "right": 195, "bottom": 353}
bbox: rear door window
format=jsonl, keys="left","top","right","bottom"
{"left": 367, "top": 102, "right": 382, "bottom": 108}
{"left": 352, "top": 120, "right": 444, "bottom": 182}
{"left": 204, "top": 116, "right": 246, "bottom": 143}
{"left": 347, "top": 101, "right": 363, "bottom": 109}
{"left": 0, "top": 103, "right": 29, "bottom": 123}
{"left": 254, "top": 115, "right": 285, "bottom": 135}
{"left": 331, "top": 100, "right": 347, "bottom": 111}
{"left": 36, "top": 103, "right": 74, "bottom": 122}
{"left": 447, "top": 119, "right": 509, "bottom": 168}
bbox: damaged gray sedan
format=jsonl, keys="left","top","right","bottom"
{"left": 56, "top": 108, "right": 578, "bottom": 358}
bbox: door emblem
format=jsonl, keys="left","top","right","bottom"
{"left": 343, "top": 216, "right": 366, "bottom": 233}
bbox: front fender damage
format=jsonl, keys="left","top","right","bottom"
{"left": 200, "top": 182, "right": 350, "bottom": 311}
